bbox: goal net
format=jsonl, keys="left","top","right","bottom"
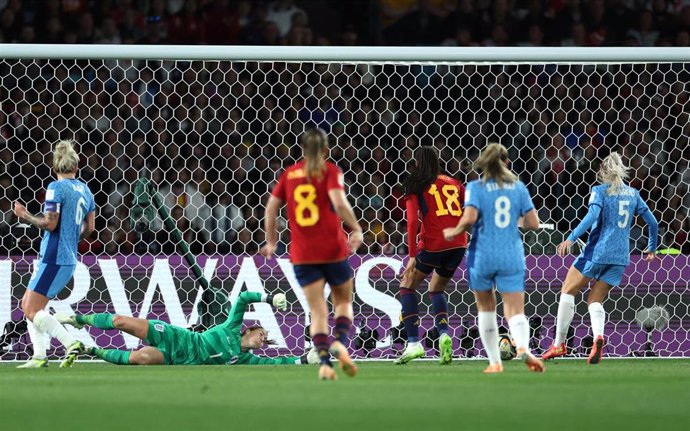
{"left": 1, "top": 46, "right": 688, "bottom": 360}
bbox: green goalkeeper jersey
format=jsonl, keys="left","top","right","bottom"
{"left": 198, "top": 292, "right": 300, "bottom": 365}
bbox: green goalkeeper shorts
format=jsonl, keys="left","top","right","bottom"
{"left": 146, "top": 320, "right": 204, "bottom": 365}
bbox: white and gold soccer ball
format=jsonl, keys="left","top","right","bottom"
{"left": 498, "top": 334, "right": 517, "bottom": 360}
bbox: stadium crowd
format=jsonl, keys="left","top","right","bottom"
{"left": 1, "top": 0, "right": 689, "bottom": 257}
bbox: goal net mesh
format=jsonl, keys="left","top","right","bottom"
{"left": 1, "top": 57, "right": 688, "bottom": 360}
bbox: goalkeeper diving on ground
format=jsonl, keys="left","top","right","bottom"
{"left": 57, "top": 292, "right": 318, "bottom": 366}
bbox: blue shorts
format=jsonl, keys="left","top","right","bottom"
{"left": 469, "top": 268, "right": 525, "bottom": 293}
{"left": 416, "top": 248, "right": 466, "bottom": 278}
{"left": 573, "top": 256, "right": 626, "bottom": 287}
{"left": 293, "top": 260, "right": 353, "bottom": 287}
{"left": 27, "top": 262, "right": 76, "bottom": 299}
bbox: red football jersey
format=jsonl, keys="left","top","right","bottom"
{"left": 406, "top": 174, "right": 468, "bottom": 257}
{"left": 271, "top": 160, "right": 350, "bottom": 264}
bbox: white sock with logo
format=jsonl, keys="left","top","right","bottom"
{"left": 554, "top": 293, "right": 575, "bottom": 345}
{"left": 478, "top": 311, "right": 501, "bottom": 365}
{"left": 33, "top": 310, "right": 76, "bottom": 348}
{"left": 508, "top": 314, "right": 531, "bottom": 354}
{"left": 27, "top": 319, "right": 49, "bottom": 360}
{"left": 588, "top": 302, "right": 606, "bottom": 339}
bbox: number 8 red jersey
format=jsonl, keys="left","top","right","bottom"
{"left": 406, "top": 174, "right": 469, "bottom": 257}
{"left": 271, "top": 160, "right": 350, "bottom": 264}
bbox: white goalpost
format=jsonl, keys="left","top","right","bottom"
{"left": 1, "top": 44, "right": 688, "bottom": 360}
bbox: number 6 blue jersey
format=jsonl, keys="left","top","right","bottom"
{"left": 40, "top": 178, "right": 95, "bottom": 265}
{"left": 570, "top": 184, "right": 657, "bottom": 266}
{"left": 465, "top": 179, "right": 535, "bottom": 273}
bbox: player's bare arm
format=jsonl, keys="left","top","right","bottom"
{"left": 443, "top": 206, "right": 478, "bottom": 241}
{"left": 260, "top": 195, "right": 283, "bottom": 258}
{"left": 80, "top": 211, "right": 96, "bottom": 240}
{"left": 328, "top": 188, "right": 363, "bottom": 253}
{"left": 13, "top": 201, "right": 59, "bottom": 232}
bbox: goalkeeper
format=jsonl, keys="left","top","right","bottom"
{"left": 57, "top": 292, "right": 315, "bottom": 365}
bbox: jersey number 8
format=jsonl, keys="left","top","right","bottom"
{"left": 429, "top": 184, "right": 462, "bottom": 217}
{"left": 294, "top": 184, "right": 319, "bottom": 227}
{"left": 494, "top": 196, "right": 511, "bottom": 228}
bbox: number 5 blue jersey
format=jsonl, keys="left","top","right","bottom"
{"left": 569, "top": 184, "right": 658, "bottom": 266}
{"left": 40, "top": 178, "right": 95, "bottom": 265}
{"left": 465, "top": 179, "right": 535, "bottom": 273}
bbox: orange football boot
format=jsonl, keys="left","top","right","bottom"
{"left": 588, "top": 336, "right": 605, "bottom": 365}
{"left": 330, "top": 341, "right": 358, "bottom": 377}
{"left": 518, "top": 348, "right": 546, "bottom": 372}
{"left": 483, "top": 363, "right": 504, "bottom": 374}
{"left": 542, "top": 343, "right": 567, "bottom": 360}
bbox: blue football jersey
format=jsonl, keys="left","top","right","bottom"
{"left": 578, "top": 184, "right": 653, "bottom": 266}
{"left": 40, "top": 178, "right": 95, "bottom": 265}
{"left": 465, "top": 179, "right": 535, "bottom": 273}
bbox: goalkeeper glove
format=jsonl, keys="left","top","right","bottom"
{"left": 271, "top": 293, "right": 287, "bottom": 311}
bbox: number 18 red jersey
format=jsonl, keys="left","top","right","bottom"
{"left": 406, "top": 174, "right": 468, "bottom": 257}
{"left": 271, "top": 160, "right": 350, "bottom": 264}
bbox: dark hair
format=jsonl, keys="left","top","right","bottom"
{"left": 401, "top": 146, "right": 440, "bottom": 195}
{"left": 242, "top": 325, "right": 276, "bottom": 345}
{"left": 301, "top": 128, "right": 328, "bottom": 181}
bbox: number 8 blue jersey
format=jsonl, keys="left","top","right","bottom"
{"left": 570, "top": 184, "right": 657, "bottom": 266}
{"left": 465, "top": 179, "right": 535, "bottom": 273}
{"left": 40, "top": 178, "right": 95, "bottom": 265}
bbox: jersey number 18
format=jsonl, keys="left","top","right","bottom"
{"left": 428, "top": 184, "right": 462, "bottom": 217}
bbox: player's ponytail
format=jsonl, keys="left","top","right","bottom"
{"left": 52, "top": 140, "right": 80, "bottom": 174}
{"left": 475, "top": 143, "right": 517, "bottom": 187}
{"left": 401, "top": 146, "right": 440, "bottom": 195}
{"left": 301, "top": 128, "right": 328, "bottom": 182}
{"left": 598, "top": 152, "right": 629, "bottom": 194}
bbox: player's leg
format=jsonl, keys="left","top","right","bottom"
{"left": 58, "top": 313, "right": 150, "bottom": 340}
{"left": 301, "top": 275, "right": 334, "bottom": 380}
{"left": 86, "top": 346, "right": 165, "bottom": 366}
{"left": 473, "top": 288, "right": 503, "bottom": 373}
{"left": 430, "top": 247, "right": 465, "bottom": 365}
{"left": 17, "top": 289, "right": 50, "bottom": 368}
{"left": 544, "top": 261, "right": 593, "bottom": 360}
{"left": 328, "top": 263, "right": 358, "bottom": 377}
{"left": 395, "top": 263, "right": 428, "bottom": 364}
{"left": 429, "top": 272, "right": 453, "bottom": 364}
{"left": 501, "top": 275, "right": 544, "bottom": 373}
{"left": 585, "top": 274, "right": 616, "bottom": 365}
{"left": 21, "top": 264, "right": 85, "bottom": 368}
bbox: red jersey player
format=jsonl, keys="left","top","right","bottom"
{"left": 394, "top": 146, "right": 468, "bottom": 365}
{"left": 261, "top": 128, "right": 363, "bottom": 381}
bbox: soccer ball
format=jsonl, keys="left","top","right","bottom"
{"left": 498, "top": 334, "right": 517, "bottom": 360}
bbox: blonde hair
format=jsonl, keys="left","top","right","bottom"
{"left": 474, "top": 143, "right": 518, "bottom": 186}
{"left": 598, "top": 152, "right": 629, "bottom": 194}
{"left": 53, "top": 140, "right": 79, "bottom": 174}
{"left": 301, "top": 128, "right": 328, "bottom": 181}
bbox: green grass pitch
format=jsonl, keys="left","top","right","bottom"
{"left": 1, "top": 359, "right": 688, "bottom": 431}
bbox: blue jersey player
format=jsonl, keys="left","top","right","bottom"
{"left": 543, "top": 152, "right": 658, "bottom": 365}
{"left": 13, "top": 140, "right": 95, "bottom": 368}
{"left": 444, "top": 143, "right": 545, "bottom": 374}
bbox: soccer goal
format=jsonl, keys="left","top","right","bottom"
{"left": 1, "top": 45, "right": 688, "bottom": 360}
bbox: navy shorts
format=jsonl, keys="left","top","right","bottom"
{"left": 293, "top": 260, "right": 353, "bottom": 287}
{"left": 415, "top": 248, "right": 466, "bottom": 278}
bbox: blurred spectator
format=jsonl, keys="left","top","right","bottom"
{"left": 266, "top": 0, "right": 304, "bottom": 37}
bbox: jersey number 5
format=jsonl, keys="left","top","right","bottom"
{"left": 428, "top": 184, "right": 462, "bottom": 217}
{"left": 294, "top": 184, "right": 319, "bottom": 227}
{"left": 618, "top": 200, "right": 630, "bottom": 228}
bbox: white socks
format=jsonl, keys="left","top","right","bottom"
{"left": 32, "top": 310, "right": 76, "bottom": 348}
{"left": 554, "top": 293, "right": 575, "bottom": 345}
{"left": 508, "top": 314, "right": 531, "bottom": 353}
{"left": 588, "top": 302, "right": 606, "bottom": 338}
{"left": 478, "top": 311, "right": 501, "bottom": 365}
{"left": 26, "top": 319, "right": 49, "bottom": 360}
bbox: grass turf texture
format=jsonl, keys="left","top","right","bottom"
{"left": 1, "top": 359, "right": 688, "bottom": 431}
